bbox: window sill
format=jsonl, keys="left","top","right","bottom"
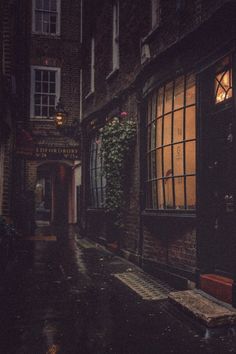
{"left": 106, "top": 68, "right": 119, "bottom": 81}
{"left": 142, "top": 209, "right": 196, "bottom": 221}
{"left": 85, "top": 90, "right": 94, "bottom": 100}
{"left": 30, "top": 117, "right": 54, "bottom": 122}
{"left": 32, "top": 32, "right": 61, "bottom": 39}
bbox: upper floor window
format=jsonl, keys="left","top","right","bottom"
{"left": 32, "top": 0, "right": 61, "bottom": 35}
{"left": 146, "top": 74, "right": 196, "bottom": 211}
{"left": 215, "top": 56, "right": 232, "bottom": 105}
{"left": 112, "top": 1, "right": 119, "bottom": 71}
{"left": 30, "top": 66, "right": 60, "bottom": 119}
{"left": 151, "top": 0, "right": 161, "bottom": 29}
{"left": 89, "top": 135, "right": 106, "bottom": 208}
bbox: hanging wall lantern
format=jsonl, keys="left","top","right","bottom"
{"left": 54, "top": 98, "right": 68, "bottom": 128}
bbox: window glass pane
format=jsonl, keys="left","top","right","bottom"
{"left": 36, "top": 0, "right": 43, "bottom": 9}
{"left": 35, "top": 12, "right": 42, "bottom": 32}
{"left": 50, "top": 83, "right": 56, "bottom": 93}
{"left": 35, "top": 106, "right": 41, "bottom": 116}
{"left": 49, "top": 71, "right": 56, "bottom": 81}
{"left": 215, "top": 69, "right": 232, "bottom": 104}
{"left": 186, "top": 75, "right": 195, "bottom": 105}
{"left": 42, "top": 106, "right": 48, "bottom": 116}
{"left": 151, "top": 93, "right": 156, "bottom": 121}
{"left": 35, "top": 94, "right": 41, "bottom": 104}
{"left": 156, "top": 117, "right": 162, "bottom": 148}
{"left": 150, "top": 121, "right": 156, "bottom": 150}
{"left": 174, "top": 76, "right": 184, "bottom": 109}
{"left": 173, "top": 143, "right": 183, "bottom": 176}
{"left": 163, "top": 114, "right": 171, "bottom": 145}
{"left": 43, "top": 71, "right": 48, "bottom": 81}
{"left": 35, "top": 70, "right": 41, "bottom": 81}
{"left": 157, "top": 87, "right": 164, "bottom": 117}
{"left": 152, "top": 182, "right": 157, "bottom": 208}
{"left": 44, "top": 0, "right": 50, "bottom": 10}
{"left": 185, "top": 106, "right": 195, "bottom": 140}
{"left": 43, "top": 82, "right": 48, "bottom": 93}
{"left": 174, "top": 177, "right": 185, "bottom": 209}
{"left": 150, "top": 151, "right": 156, "bottom": 179}
{"left": 50, "top": 23, "right": 56, "bottom": 34}
{"left": 35, "top": 82, "right": 41, "bottom": 92}
{"left": 173, "top": 109, "right": 183, "bottom": 143}
{"left": 186, "top": 141, "right": 196, "bottom": 174}
{"left": 156, "top": 148, "right": 162, "bottom": 178}
{"left": 147, "top": 182, "right": 152, "bottom": 208}
{"left": 164, "top": 177, "right": 173, "bottom": 208}
{"left": 43, "top": 13, "right": 50, "bottom": 33}
{"left": 49, "top": 95, "right": 55, "bottom": 105}
{"left": 50, "top": 0, "right": 57, "bottom": 11}
{"left": 42, "top": 95, "right": 48, "bottom": 105}
{"left": 49, "top": 107, "right": 54, "bottom": 117}
{"left": 163, "top": 146, "right": 172, "bottom": 178}
{"left": 164, "top": 82, "right": 173, "bottom": 114}
{"left": 186, "top": 176, "right": 196, "bottom": 209}
{"left": 157, "top": 180, "right": 164, "bottom": 209}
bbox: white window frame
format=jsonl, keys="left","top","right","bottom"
{"left": 30, "top": 65, "right": 61, "bottom": 120}
{"left": 112, "top": 1, "right": 119, "bottom": 71}
{"left": 32, "top": 0, "right": 61, "bottom": 36}
{"left": 151, "top": 0, "right": 161, "bottom": 29}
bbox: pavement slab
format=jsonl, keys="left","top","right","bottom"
{"left": 169, "top": 290, "right": 236, "bottom": 328}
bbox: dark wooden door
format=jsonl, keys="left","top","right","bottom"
{"left": 207, "top": 106, "right": 236, "bottom": 276}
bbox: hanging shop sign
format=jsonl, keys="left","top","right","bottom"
{"left": 35, "top": 145, "right": 79, "bottom": 160}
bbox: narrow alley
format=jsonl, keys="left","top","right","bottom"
{"left": 1, "top": 229, "right": 236, "bottom": 354}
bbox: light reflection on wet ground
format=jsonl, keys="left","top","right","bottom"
{"left": 1, "top": 232, "right": 236, "bottom": 353}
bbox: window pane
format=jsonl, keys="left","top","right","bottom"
{"left": 147, "top": 181, "right": 152, "bottom": 208}
{"left": 156, "top": 117, "right": 162, "bottom": 147}
{"left": 43, "top": 71, "right": 49, "bottom": 81}
{"left": 157, "top": 87, "right": 164, "bottom": 117}
{"left": 42, "top": 106, "right": 48, "bottom": 116}
{"left": 163, "top": 146, "right": 172, "bottom": 178}
{"left": 49, "top": 95, "right": 55, "bottom": 105}
{"left": 164, "top": 82, "right": 173, "bottom": 114}
{"left": 49, "top": 107, "right": 55, "bottom": 117}
{"left": 164, "top": 177, "right": 173, "bottom": 208}
{"left": 50, "top": 23, "right": 56, "bottom": 34}
{"left": 42, "top": 95, "right": 48, "bottom": 105}
{"left": 147, "top": 125, "right": 151, "bottom": 151}
{"left": 36, "top": 0, "right": 43, "bottom": 9}
{"left": 44, "top": 0, "right": 50, "bottom": 10}
{"left": 152, "top": 181, "right": 157, "bottom": 209}
{"left": 35, "top": 12, "right": 42, "bottom": 32}
{"left": 174, "top": 76, "right": 184, "bottom": 109}
{"left": 35, "top": 70, "right": 41, "bottom": 81}
{"left": 173, "top": 143, "right": 183, "bottom": 176}
{"left": 50, "top": 0, "right": 57, "bottom": 11}
{"left": 215, "top": 69, "right": 232, "bottom": 104}
{"left": 150, "top": 121, "right": 156, "bottom": 150}
{"left": 150, "top": 151, "right": 156, "bottom": 179}
{"left": 186, "top": 75, "right": 195, "bottom": 105}
{"left": 35, "top": 94, "right": 41, "bottom": 104}
{"left": 186, "top": 141, "right": 196, "bottom": 174}
{"left": 185, "top": 106, "right": 195, "bottom": 140}
{"left": 157, "top": 180, "right": 164, "bottom": 209}
{"left": 163, "top": 114, "right": 171, "bottom": 145}
{"left": 50, "top": 83, "right": 56, "bottom": 93}
{"left": 151, "top": 93, "right": 156, "bottom": 121}
{"left": 50, "top": 71, "right": 56, "bottom": 81}
{"left": 173, "top": 110, "right": 183, "bottom": 143}
{"left": 147, "top": 97, "right": 152, "bottom": 123}
{"left": 186, "top": 176, "right": 196, "bottom": 209}
{"left": 174, "top": 177, "right": 185, "bottom": 209}
{"left": 35, "top": 82, "right": 41, "bottom": 92}
{"left": 35, "top": 106, "right": 41, "bottom": 116}
{"left": 43, "top": 13, "right": 50, "bottom": 33}
{"left": 156, "top": 148, "right": 162, "bottom": 178}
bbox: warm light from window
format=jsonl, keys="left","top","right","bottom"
{"left": 215, "top": 58, "right": 232, "bottom": 104}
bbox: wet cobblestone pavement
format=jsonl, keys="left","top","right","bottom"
{"left": 1, "top": 234, "right": 236, "bottom": 353}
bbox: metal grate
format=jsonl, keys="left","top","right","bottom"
{"left": 113, "top": 272, "right": 172, "bottom": 301}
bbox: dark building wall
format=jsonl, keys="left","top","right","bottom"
{"left": 82, "top": 0, "right": 236, "bottom": 287}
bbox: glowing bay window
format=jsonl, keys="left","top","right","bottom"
{"left": 146, "top": 74, "right": 196, "bottom": 210}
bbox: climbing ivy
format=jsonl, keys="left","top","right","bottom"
{"left": 100, "top": 113, "right": 136, "bottom": 228}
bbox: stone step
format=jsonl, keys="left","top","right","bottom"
{"left": 168, "top": 290, "right": 236, "bottom": 328}
{"left": 200, "top": 274, "right": 233, "bottom": 304}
